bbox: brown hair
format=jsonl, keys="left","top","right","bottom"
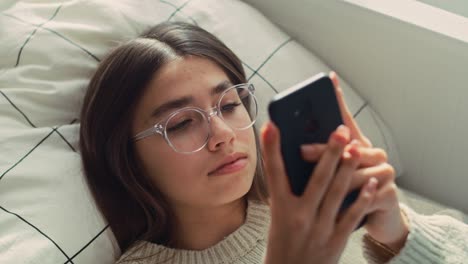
{"left": 79, "top": 21, "right": 268, "bottom": 253}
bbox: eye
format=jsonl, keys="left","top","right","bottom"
{"left": 167, "top": 119, "right": 193, "bottom": 133}
{"left": 221, "top": 102, "right": 242, "bottom": 113}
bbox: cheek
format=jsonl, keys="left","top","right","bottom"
{"left": 237, "top": 127, "right": 258, "bottom": 169}
{"left": 132, "top": 127, "right": 258, "bottom": 204}
{"left": 134, "top": 140, "right": 198, "bottom": 196}
{"left": 240, "top": 127, "right": 257, "bottom": 151}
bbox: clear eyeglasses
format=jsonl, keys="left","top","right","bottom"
{"left": 133, "top": 83, "right": 258, "bottom": 154}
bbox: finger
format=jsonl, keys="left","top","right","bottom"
{"left": 354, "top": 147, "right": 388, "bottom": 168}
{"left": 329, "top": 71, "right": 371, "bottom": 147}
{"left": 335, "top": 177, "right": 378, "bottom": 238}
{"left": 344, "top": 141, "right": 388, "bottom": 168}
{"left": 344, "top": 139, "right": 365, "bottom": 153}
{"left": 349, "top": 163, "right": 395, "bottom": 190}
{"left": 260, "top": 121, "right": 290, "bottom": 200}
{"left": 300, "top": 144, "right": 327, "bottom": 162}
{"left": 318, "top": 146, "right": 360, "bottom": 224}
{"left": 315, "top": 142, "right": 387, "bottom": 169}
{"left": 302, "top": 125, "right": 350, "bottom": 210}
{"left": 367, "top": 182, "right": 399, "bottom": 212}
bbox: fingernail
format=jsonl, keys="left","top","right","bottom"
{"left": 301, "top": 144, "right": 316, "bottom": 155}
{"left": 350, "top": 139, "right": 361, "bottom": 146}
{"left": 337, "top": 125, "right": 350, "bottom": 137}
{"left": 366, "top": 177, "right": 378, "bottom": 193}
{"left": 334, "top": 125, "right": 349, "bottom": 145}
{"left": 262, "top": 122, "right": 275, "bottom": 142}
{"left": 337, "top": 124, "right": 347, "bottom": 132}
{"left": 349, "top": 146, "right": 360, "bottom": 158}
{"left": 342, "top": 150, "right": 351, "bottom": 159}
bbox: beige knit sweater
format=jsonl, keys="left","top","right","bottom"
{"left": 116, "top": 200, "right": 468, "bottom": 264}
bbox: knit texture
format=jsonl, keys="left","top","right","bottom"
{"left": 363, "top": 203, "right": 468, "bottom": 264}
{"left": 117, "top": 200, "right": 468, "bottom": 264}
{"left": 116, "top": 200, "right": 270, "bottom": 264}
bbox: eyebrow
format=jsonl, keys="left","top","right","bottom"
{"left": 149, "top": 80, "right": 234, "bottom": 122}
{"left": 211, "top": 80, "right": 233, "bottom": 96}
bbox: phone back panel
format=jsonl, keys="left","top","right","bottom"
{"left": 268, "top": 74, "right": 343, "bottom": 196}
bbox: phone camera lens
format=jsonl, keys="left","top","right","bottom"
{"left": 305, "top": 119, "right": 319, "bottom": 134}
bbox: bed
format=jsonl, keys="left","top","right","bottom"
{"left": 0, "top": 1, "right": 466, "bottom": 263}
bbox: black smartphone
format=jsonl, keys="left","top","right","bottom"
{"left": 268, "top": 73, "right": 360, "bottom": 212}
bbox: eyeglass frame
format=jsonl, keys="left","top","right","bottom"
{"left": 132, "top": 83, "right": 258, "bottom": 153}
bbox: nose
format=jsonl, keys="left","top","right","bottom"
{"left": 206, "top": 111, "right": 236, "bottom": 152}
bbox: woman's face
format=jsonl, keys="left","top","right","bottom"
{"left": 131, "top": 56, "right": 257, "bottom": 209}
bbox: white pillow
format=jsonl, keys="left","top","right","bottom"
{"left": 0, "top": 0, "right": 402, "bottom": 263}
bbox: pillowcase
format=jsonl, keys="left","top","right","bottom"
{"left": 0, "top": 0, "right": 401, "bottom": 263}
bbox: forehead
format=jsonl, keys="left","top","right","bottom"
{"left": 146, "top": 56, "right": 229, "bottom": 100}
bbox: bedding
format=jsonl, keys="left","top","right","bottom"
{"left": 0, "top": 0, "right": 403, "bottom": 263}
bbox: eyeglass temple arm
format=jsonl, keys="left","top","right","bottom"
{"left": 133, "top": 125, "right": 162, "bottom": 141}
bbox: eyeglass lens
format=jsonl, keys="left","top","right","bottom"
{"left": 165, "top": 86, "right": 257, "bottom": 153}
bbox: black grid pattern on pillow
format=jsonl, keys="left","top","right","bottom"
{"left": 0, "top": 1, "right": 381, "bottom": 263}
{"left": 1, "top": 2, "right": 112, "bottom": 263}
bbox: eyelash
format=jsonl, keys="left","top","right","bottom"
{"left": 167, "top": 119, "right": 192, "bottom": 132}
{"left": 166, "top": 102, "right": 243, "bottom": 132}
{"left": 221, "top": 102, "right": 242, "bottom": 113}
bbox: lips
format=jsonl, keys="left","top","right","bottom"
{"left": 208, "top": 153, "right": 248, "bottom": 176}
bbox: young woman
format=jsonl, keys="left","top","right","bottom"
{"left": 79, "top": 21, "right": 468, "bottom": 263}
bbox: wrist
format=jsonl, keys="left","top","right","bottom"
{"left": 368, "top": 208, "right": 410, "bottom": 255}
{"left": 364, "top": 233, "right": 397, "bottom": 259}
{"left": 384, "top": 208, "right": 410, "bottom": 253}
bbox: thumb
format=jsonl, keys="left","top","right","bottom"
{"left": 260, "top": 121, "right": 290, "bottom": 200}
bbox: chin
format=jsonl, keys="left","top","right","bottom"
{"left": 211, "top": 172, "right": 254, "bottom": 205}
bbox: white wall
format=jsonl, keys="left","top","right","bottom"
{"left": 418, "top": 0, "right": 468, "bottom": 18}
{"left": 244, "top": 0, "right": 468, "bottom": 213}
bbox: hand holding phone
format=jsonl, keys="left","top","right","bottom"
{"left": 261, "top": 110, "right": 377, "bottom": 264}
{"left": 268, "top": 73, "right": 362, "bottom": 211}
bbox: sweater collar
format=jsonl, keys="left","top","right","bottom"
{"left": 122, "top": 200, "right": 270, "bottom": 264}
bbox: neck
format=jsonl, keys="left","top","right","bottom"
{"left": 169, "top": 198, "right": 247, "bottom": 250}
